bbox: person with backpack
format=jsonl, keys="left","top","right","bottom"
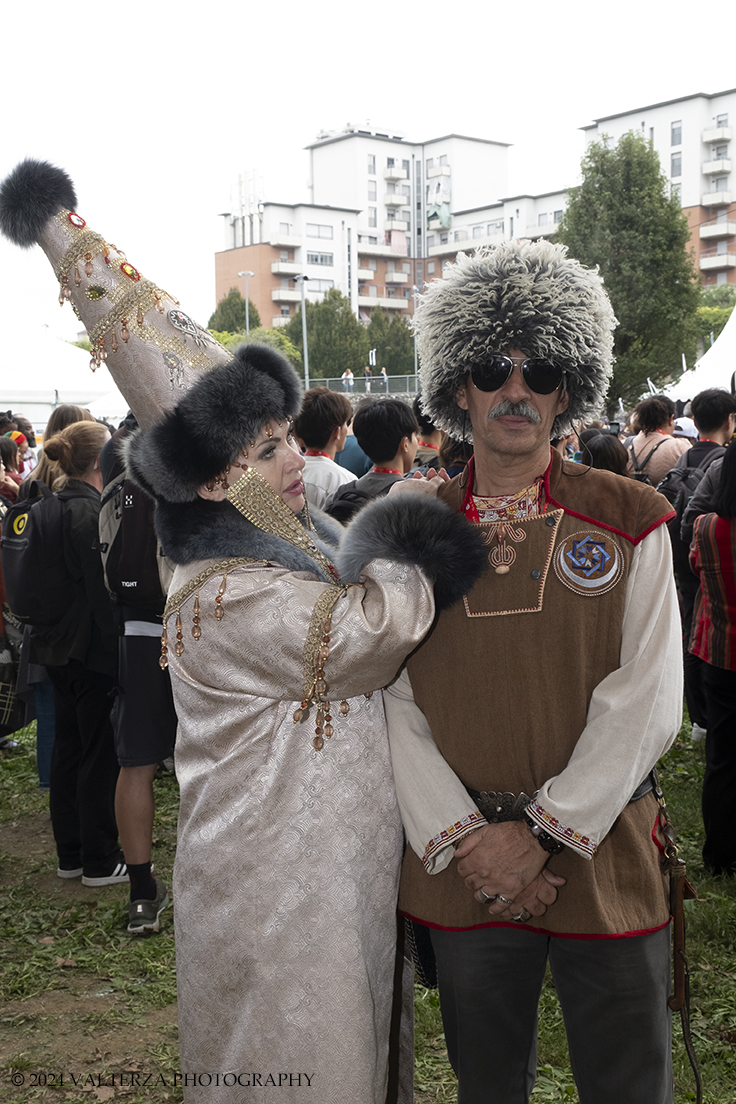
{"left": 99, "top": 415, "right": 176, "bottom": 933}
{"left": 626, "top": 395, "right": 690, "bottom": 485}
{"left": 657, "top": 388, "right": 736, "bottom": 740}
{"left": 28, "top": 421, "right": 127, "bottom": 885}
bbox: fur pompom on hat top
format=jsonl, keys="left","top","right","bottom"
{"left": 414, "top": 239, "right": 617, "bottom": 440}
{"left": 124, "top": 343, "right": 303, "bottom": 505}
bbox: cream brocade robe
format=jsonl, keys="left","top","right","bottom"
{"left": 166, "top": 556, "right": 435, "bottom": 1103}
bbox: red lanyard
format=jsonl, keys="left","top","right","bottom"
{"left": 305, "top": 449, "right": 332, "bottom": 459}
{"left": 372, "top": 466, "right": 403, "bottom": 475}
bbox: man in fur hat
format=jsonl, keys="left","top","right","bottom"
{"left": 386, "top": 240, "right": 682, "bottom": 1104}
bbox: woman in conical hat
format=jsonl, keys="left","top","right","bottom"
{"left": 0, "top": 160, "right": 487, "bottom": 1103}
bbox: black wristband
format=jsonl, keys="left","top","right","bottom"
{"left": 524, "top": 813, "right": 565, "bottom": 855}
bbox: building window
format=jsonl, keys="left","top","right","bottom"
{"left": 487, "top": 220, "right": 503, "bottom": 236}
{"left": 454, "top": 230, "right": 467, "bottom": 241}
{"left": 426, "top": 158, "right": 434, "bottom": 171}
{"left": 280, "top": 307, "right": 290, "bottom": 317}
{"left": 369, "top": 285, "right": 377, "bottom": 297}
{"left": 403, "top": 287, "right": 411, "bottom": 298}
{"left": 280, "top": 278, "right": 291, "bottom": 289}
{"left": 538, "top": 213, "right": 548, "bottom": 227}
{"left": 440, "top": 233, "right": 449, "bottom": 244}
{"left": 714, "top": 176, "right": 728, "bottom": 191}
{"left": 402, "top": 160, "right": 410, "bottom": 174}
{"left": 439, "top": 155, "right": 448, "bottom": 166}
{"left": 307, "top": 279, "right": 334, "bottom": 293}
{"left": 306, "top": 223, "right": 333, "bottom": 239}
{"left": 427, "top": 235, "right": 435, "bottom": 247}
{"left": 307, "top": 252, "right": 334, "bottom": 266}
{"left": 387, "top": 287, "right": 396, "bottom": 298}
{"left": 401, "top": 209, "right": 411, "bottom": 222}
{"left": 671, "top": 153, "right": 682, "bottom": 178}
{"left": 387, "top": 259, "right": 395, "bottom": 271}
{"left": 716, "top": 113, "right": 729, "bottom": 127}
{"left": 473, "top": 226, "right": 482, "bottom": 238}
{"left": 368, "top": 207, "right": 377, "bottom": 227}
{"left": 280, "top": 250, "right": 289, "bottom": 261}
{"left": 554, "top": 210, "right": 563, "bottom": 224}
{"left": 386, "top": 182, "right": 396, "bottom": 195}
{"left": 387, "top": 157, "right": 395, "bottom": 168}
{"left": 427, "top": 261, "right": 435, "bottom": 274}
{"left": 403, "top": 262, "right": 411, "bottom": 273}
{"left": 279, "top": 222, "right": 290, "bottom": 234}
{"left": 715, "top": 144, "right": 729, "bottom": 159}
{"left": 366, "top": 257, "right": 377, "bottom": 270}
{"left": 402, "top": 184, "right": 411, "bottom": 197}
{"left": 671, "top": 182, "right": 681, "bottom": 199}
{"left": 368, "top": 181, "right": 377, "bottom": 201}
{"left": 671, "top": 120, "right": 682, "bottom": 145}
{"left": 368, "top": 154, "right": 376, "bottom": 174}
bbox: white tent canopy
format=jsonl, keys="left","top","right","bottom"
{"left": 1, "top": 327, "right": 128, "bottom": 432}
{"left": 665, "top": 305, "right": 736, "bottom": 402}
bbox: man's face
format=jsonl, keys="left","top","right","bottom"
{"left": 456, "top": 348, "right": 569, "bottom": 463}
{"left": 15, "top": 416, "right": 35, "bottom": 446}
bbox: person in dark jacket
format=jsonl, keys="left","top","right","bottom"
{"left": 31, "top": 421, "right": 127, "bottom": 886}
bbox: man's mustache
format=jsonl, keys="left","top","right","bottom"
{"left": 487, "top": 399, "right": 541, "bottom": 425}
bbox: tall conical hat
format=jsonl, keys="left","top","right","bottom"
{"left": 0, "top": 159, "right": 230, "bottom": 429}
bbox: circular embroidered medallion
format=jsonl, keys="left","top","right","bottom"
{"left": 67, "top": 212, "right": 86, "bottom": 228}
{"left": 120, "top": 261, "right": 141, "bottom": 281}
{"left": 553, "top": 530, "right": 623, "bottom": 596}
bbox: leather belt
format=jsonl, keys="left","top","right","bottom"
{"left": 466, "top": 771, "right": 655, "bottom": 825}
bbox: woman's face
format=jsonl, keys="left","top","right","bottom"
{"left": 237, "top": 420, "right": 306, "bottom": 513}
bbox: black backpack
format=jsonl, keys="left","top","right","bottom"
{"left": 98, "top": 471, "right": 173, "bottom": 614}
{"left": 0, "top": 481, "right": 87, "bottom": 626}
{"left": 656, "top": 447, "right": 725, "bottom": 581}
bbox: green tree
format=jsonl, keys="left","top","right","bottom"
{"left": 208, "top": 287, "right": 260, "bottom": 333}
{"left": 701, "top": 284, "right": 736, "bottom": 309}
{"left": 208, "top": 326, "right": 302, "bottom": 370}
{"left": 366, "top": 308, "right": 416, "bottom": 376}
{"left": 557, "top": 131, "right": 700, "bottom": 406}
{"left": 284, "top": 287, "right": 369, "bottom": 380}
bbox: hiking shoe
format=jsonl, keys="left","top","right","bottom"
{"left": 57, "top": 865, "right": 83, "bottom": 879}
{"left": 127, "top": 880, "right": 169, "bottom": 934}
{"left": 82, "top": 857, "right": 129, "bottom": 887}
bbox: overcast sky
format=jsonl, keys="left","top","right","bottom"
{"left": 1, "top": 0, "right": 735, "bottom": 365}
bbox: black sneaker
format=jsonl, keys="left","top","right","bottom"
{"left": 57, "top": 865, "right": 83, "bottom": 879}
{"left": 82, "top": 855, "right": 129, "bottom": 887}
{"left": 127, "top": 879, "right": 169, "bottom": 934}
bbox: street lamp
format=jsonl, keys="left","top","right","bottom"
{"left": 412, "top": 285, "right": 419, "bottom": 388}
{"left": 237, "top": 270, "right": 255, "bottom": 334}
{"left": 294, "top": 275, "right": 310, "bottom": 389}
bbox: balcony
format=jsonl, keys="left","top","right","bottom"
{"left": 268, "top": 232, "right": 302, "bottom": 248}
{"left": 700, "top": 250, "right": 736, "bottom": 271}
{"left": 384, "top": 193, "right": 403, "bottom": 207}
{"left": 700, "top": 218, "right": 736, "bottom": 240}
{"left": 385, "top": 271, "right": 408, "bottom": 284}
{"left": 357, "top": 294, "right": 409, "bottom": 310}
{"left": 271, "top": 288, "right": 302, "bottom": 303}
{"left": 703, "top": 126, "right": 733, "bottom": 144}
{"left": 702, "top": 159, "right": 732, "bottom": 175}
{"left": 702, "top": 191, "right": 732, "bottom": 206}
{"left": 271, "top": 261, "right": 302, "bottom": 275}
{"left": 272, "top": 316, "right": 290, "bottom": 327}
{"left": 428, "top": 239, "right": 460, "bottom": 257}
{"left": 383, "top": 166, "right": 407, "bottom": 181}
{"left": 427, "top": 165, "right": 451, "bottom": 178}
{"left": 357, "top": 240, "right": 404, "bottom": 258}
{"left": 384, "top": 219, "right": 408, "bottom": 232}
{"left": 357, "top": 267, "right": 375, "bottom": 280}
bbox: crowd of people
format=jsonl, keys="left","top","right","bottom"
{"left": 0, "top": 154, "right": 733, "bottom": 1104}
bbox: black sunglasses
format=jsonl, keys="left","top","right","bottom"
{"left": 470, "top": 356, "right": 564, "bottom": 395}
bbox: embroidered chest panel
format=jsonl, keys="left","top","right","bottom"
{"left": 463, "top": 511, "right": 632, "bottom": 617}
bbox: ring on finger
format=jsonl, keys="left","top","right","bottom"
{"left": 496, "top": 894, "right": 514, "bottom": 906}
{"left": 478, "top": 888, "right": 496, "bottom": 904}
{"left": 512, "top": 908, "right": 531, "bottom": 922}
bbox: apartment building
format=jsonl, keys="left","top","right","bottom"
{"left": 215, "top": 124, "right": 565, "bottom": 325}
{"left": 583, "top": 88, "right": 736, "bottom": 287}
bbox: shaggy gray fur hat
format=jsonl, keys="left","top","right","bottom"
{"left": 415, "top": 239, "right": 617, "bottom": 439}
{"left": 124, "top": 342, "right": 302, "bottom": 504}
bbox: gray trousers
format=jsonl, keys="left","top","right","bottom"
{"left": 429, "top": 923, "right": 673, "bottom": 1104}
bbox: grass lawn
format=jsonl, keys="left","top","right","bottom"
{"left": 1, "top": 716, "right": 734, "bottom": 1103}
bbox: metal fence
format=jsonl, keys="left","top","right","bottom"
{"left": 319, "top": 375, "right": 419, "bottom": 396}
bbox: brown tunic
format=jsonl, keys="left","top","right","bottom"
{"left": 400, "top": 451, "right": 675, "bottom": 937}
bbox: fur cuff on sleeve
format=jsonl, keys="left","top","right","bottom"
{"left": 335, "top": 495, "right": 487, "bottom": 610}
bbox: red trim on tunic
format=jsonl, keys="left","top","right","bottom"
{"left": 401, "top": 910, "right": 671, "bottom": 940}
